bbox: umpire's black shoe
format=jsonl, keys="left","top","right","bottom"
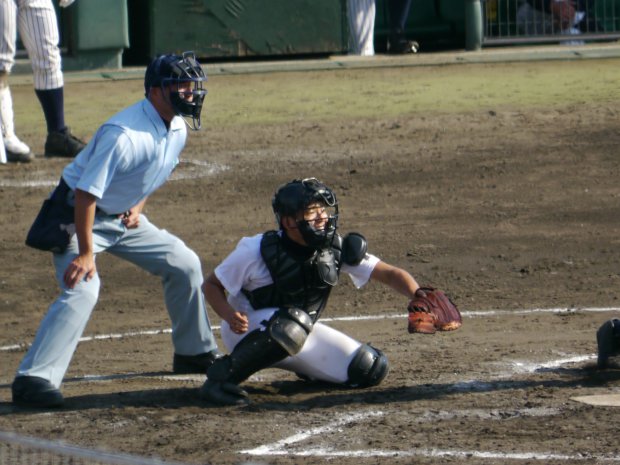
{"left": 173, "top": 350, "right": 224, "bottom": 374}
{"left": 200, "top": 379, "right": 250, "bottom": 406}
{"left": 12, "top": 376, "right": 64, "bottom": 408}
{"left": 44, "top": 128, "right": 86, "bottom": 158}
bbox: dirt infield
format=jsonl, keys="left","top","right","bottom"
{"left": 1, "top": 57, "right": 620, "bottom": 465}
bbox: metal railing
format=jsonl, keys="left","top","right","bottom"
{"left": 483, "top": 0, "right": 620, "bottom": 44}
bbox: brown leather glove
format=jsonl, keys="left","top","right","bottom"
{"left": 407, "top": 287, "right": 462, "bottom": 334}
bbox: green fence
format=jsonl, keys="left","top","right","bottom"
{"left": 140, "top": 0, "right": 466, "bottom": 61}
{"left": 146, "top": 0, "right": 347, "bottom": 59}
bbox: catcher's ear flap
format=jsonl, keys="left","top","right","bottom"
{"left": 341, "top": 232, "right": 368, "bottom": 266}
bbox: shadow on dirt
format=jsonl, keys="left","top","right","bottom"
{"left": 3, "top": 366, "right": 620, "bottom": 415}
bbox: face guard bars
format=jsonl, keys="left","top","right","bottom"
{"left": 163, "top": 51, "right": 207, "bottom": 130}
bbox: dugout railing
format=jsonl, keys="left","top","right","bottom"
{"left": 484, "top": 0, "right": 620, "bottom": 44}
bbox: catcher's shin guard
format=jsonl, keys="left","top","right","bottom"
{"left": 269, "top": 307, "right": 313, "bottom": 355}
{"left": 346, "top": 343, "right": 389, "bottom": 387}
{"left": 200, "top": 328, "right": 289, "bottom": 405}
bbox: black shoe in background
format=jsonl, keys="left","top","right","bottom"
{"left": 6, "top": 150, "right": 34, "bottom": 163}
{"left": 388, "top": 38, "right": 420, "bottom": 54}
{"left": 44, "top": 128, "right": 86, "bottom": 158}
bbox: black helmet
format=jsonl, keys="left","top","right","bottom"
{"left": 272, "top": 178, "right": 338, "bottom": 248}
{"left": 144, "top": 51, "right": 207, "bottom": 130}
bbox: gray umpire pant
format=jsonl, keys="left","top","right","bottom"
{"left": 16, "top": 213, "right": 217, "bottom": 388}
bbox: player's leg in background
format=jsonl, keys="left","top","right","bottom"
{"left": 18, "top": 0, "right": 85, "bottom": 157}
{"left": 387, "top": 0, "right": 419, "bottom": 53}
{"left": 0, "top": 0, "right": 17, "bottom": 74}
{"left": 0, "top": 74, "right": 33, "bottom": 161}
{"left": 0, "top": 0, "right": 32, "bottom": 162}
{"left": 347, "top": 0, "right": 376, "bottom": 56}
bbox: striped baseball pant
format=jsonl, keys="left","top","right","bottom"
{"left": 0, "top": 0, "right": 63, "bottom": 89}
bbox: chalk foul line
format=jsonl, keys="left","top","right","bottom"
{"left": 3, "top": 305, "right": 620, "bottom": 353}
{"left": 240, "top": 409, "right": 620, "bottom": 461}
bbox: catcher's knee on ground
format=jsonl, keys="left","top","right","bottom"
{"left": 200, "top": 308, "right": 313, "bottom": 405}
{"left": 346, "top": 343, "right": 389, "bottom": 388}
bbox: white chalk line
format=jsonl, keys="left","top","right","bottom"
{"left": 243, "top": 407, "right": 560, "bottom": 456}
{"left": 252, "top": 447, "right": 619, "bottom": 461}
{"left": 67, "top": 373, "right": 205, "bottom": 384}
{"left": 3, "top": 305, "right": 620, "bottom": 353}
{"left": 240, "top": 411, "right": 384, "bottom": 455}
{"left": 240, "top": 409, "right": 620, "bottom": 461}
{"left": 0, "top": 159, "right": 228, "bottom": 188}
{"left": 511, "top": 354, "right": 595, "bottom": 373}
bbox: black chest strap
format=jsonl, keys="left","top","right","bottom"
{"left": 242, "top": 231, "right": 342, "bottom": 319}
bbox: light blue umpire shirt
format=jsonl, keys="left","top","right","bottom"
{"left": 62, "top": 98, "right": 186, "bottom": 213}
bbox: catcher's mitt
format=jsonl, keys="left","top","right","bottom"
{"left": 407, "top": 287, "right": 462, "bottom": 334}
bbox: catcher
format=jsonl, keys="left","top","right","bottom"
{"left": 200, "top": 177, "right": 461, "bottom": 405}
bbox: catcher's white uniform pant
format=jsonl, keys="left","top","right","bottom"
{"left": 16, "top": 214, "right": 218, "bottom": 388}
{"left": 221, "top": 308, "right": 363, "bottom": 384}
{"left": 0, "top": 0, "right": 63, "bottom": 89}
{"left": 347, "top": 0, "right": 376, "bottom": 56}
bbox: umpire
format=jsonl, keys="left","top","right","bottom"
{"left": 12, "top": 52, "right": 221, "bottom": 408}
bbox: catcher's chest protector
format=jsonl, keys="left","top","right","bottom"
{"left": 243, "top": 231, "right": 342, "bottom": 320}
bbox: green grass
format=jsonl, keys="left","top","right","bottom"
{"left": 11, "top": 58, "right": 620, "bottom": 137}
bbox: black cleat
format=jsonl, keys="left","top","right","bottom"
{"left": 44, "top": 128, "right": 86, "bottom": 158}
{"left": 597, "top": 319, "right": 620, "bottom": 369}
{"left": 6, "top": 150, "right": 34, "bottom": 163}
{"left": 173, "top": 350, "right": 224, "bottom": 374}
{"left": 12, "top": 376, "right": 64, "bottom": 408}
{"left": 388, "top": 39, "right": 419, "bottom": 54}
{"left": 200, "top": 379, "right": 249, "bottom": 406}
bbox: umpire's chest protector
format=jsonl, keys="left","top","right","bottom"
{"left": 243, "top": 231, "right": 344, "bottom": 319}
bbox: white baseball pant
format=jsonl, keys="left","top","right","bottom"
{"left": 220, "top": 308, "right": 363, "bottom": 384}
{"left": 0, "top": 0, "right": 63, "bottom": 89}
{"left": 347, "top": 0, "right": 376, "bottom": 56}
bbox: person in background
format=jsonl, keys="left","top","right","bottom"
{"left": 0, "top": 0, "right": 86, "bottom": 162}
{"left": 0, "top": 70, "right": 31, "bottom": 162}
{"left": 347, "top": 0, "right": 418, "bottom": 56}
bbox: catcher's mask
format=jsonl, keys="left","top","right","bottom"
{"left": 144, "top": 51, "right": 207, "bottom": 130}
{"left": 272, "top": 177, "right": 338, "bottom": 248}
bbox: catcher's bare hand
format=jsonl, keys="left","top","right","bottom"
{"left": 227, "top": 311, "right": 249, "bottom": 334}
